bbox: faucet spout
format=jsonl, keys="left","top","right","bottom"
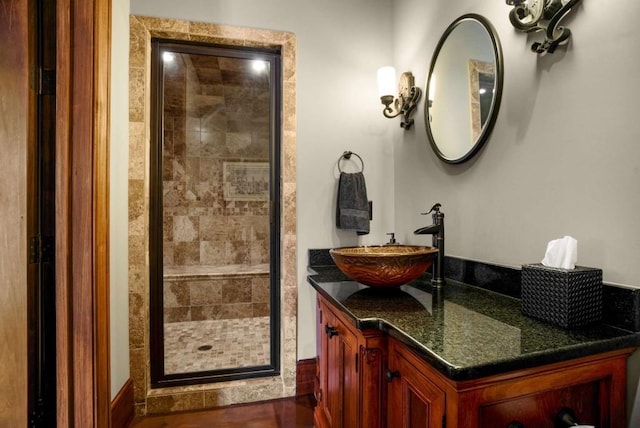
{"left": 414, "top": 203, "right": 445, "bottom": 287}
{"left": 413, "top": 224, "right": 441, "bottom": 235}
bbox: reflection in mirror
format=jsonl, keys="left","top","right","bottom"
{"left": 425, "top": 14, "right": 503, "bottom": 164}
{"left": 468, "top": 60, "right": 496, "bottom": 141}
{"left": 149, "top": 40, "right": 281, "bottom": 387}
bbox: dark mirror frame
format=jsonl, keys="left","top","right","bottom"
{"left": 425, "top": 14, "right": 504, "bottom": 164}
{"left": 149, "top": 39, "right": 282, "bottom": 388}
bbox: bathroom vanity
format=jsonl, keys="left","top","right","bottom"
{"left": 308, "top": 266, "right": 640, "bottom": 428}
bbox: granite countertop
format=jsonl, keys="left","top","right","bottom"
{"left": 307, "top": 266, "right": 640, "bottom": 381}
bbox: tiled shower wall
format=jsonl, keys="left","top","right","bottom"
{"left": 162, "top": 52, "right": 270, "bottom": 268}
{"left": 129, "top": 16, "right": 297, "bottom": 416}
{"left": 164, "top": 273, "right": 270, "bottom": 322}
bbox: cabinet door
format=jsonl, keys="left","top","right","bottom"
{"left": 317, "top": 301, "right": 359, "bottom": 428}
{"left": 327, "top": 309, "right": 359, "bottom": 428}
{"left": 388, "top": 341, "right": 445, "bottom": 428}
{"left": 316, "top": 300, "right": 331, "bottom": 427}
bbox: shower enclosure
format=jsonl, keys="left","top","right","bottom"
{"left": 149, "top": 40, "right": 281, "bottom": 386}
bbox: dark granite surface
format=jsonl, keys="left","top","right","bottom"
{"left": 445, "top": 256, "right": 522, "bottom": 298}
{"left": 603, "top": 284, "right": 640, "bottom": 332}
{"left": 308, "top": 265, "right": 640, "bottom": 381}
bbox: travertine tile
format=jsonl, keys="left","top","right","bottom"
{"left": 146, "top": 391, "right": 205, "bottom": 414}
{"left": 189, "top": 280, "right": 222, "bottom": 305}
{"left": 199, "top": 240, "right": 227, "bottom": 265}
{"left": 138, "top": 16, "right": 191, "bottom": 34}
{"left": 164, "top": 307, "right": 191, "bottom": 323}
{"left": 129, "top": 236, "right": 146, "bottom": 268}
{"left": 134, "top": 403, "right": 146, "bottom": 417}
{"left": 282, "top": 284, "right": 296, "bottom": 317}
{"left": 128, "top": 179, "right": 145, "bottom": 224}
{"left": 128, "top": 265, "right": 146, "bottom": 296}
{"left": 129, "top": 347, "right": 147, "bottom": 403}
{"left": 203, "top": 381, "right": 283, "bottom": 409}
{"left": 173, "top": 216, "right": 199, "bottom": 242}
{"left": 129, "top": 67, "right": 146, "bottom": 123}
{"left": 164, "top": 317, "right": 270, "bottom": 374}
{"left": 174, "top": 242, "right": 200, "bottom": 265}
{"left": 252, "top": 277, "right": 270, "bottom": 303}
{"left": 129, "top": 293, "right": 145, "bottom": 347}
{"left": 190, "top": 305, "right": 222, "bottom": 321}
{"left": 129, "top": 17, "right": 148, "bottom": 69}
{"left": 222, "top": 280, "right": 252, "bottom": 303}
{"left": 283, "top": 183, "right": 297, "bottom": 235}
{"left": 129, "top": 123, "right": 146, "bottom": 180}
{"left": 253, "top": 303, "right": 270, "bottom": 317}
{"left": 219, "top": 303, "right": 253, "bottom": 319}
{"left": 164, "top": 281, "right": 190, "bottom": 307}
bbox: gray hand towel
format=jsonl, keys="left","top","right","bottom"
{"left": 336, "top": 171, "right": 370, "bottom": 235}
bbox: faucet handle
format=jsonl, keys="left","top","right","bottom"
{"left": 421, "top": 203, "right": 442, "bottom": 215}
{"left": 386, "top": 233, "right": 397, "bottom": 244}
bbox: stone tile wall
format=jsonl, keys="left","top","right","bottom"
{"left": 164, "top": 272, "right": 270, "bottom": 322}
{"left": 162, "top": 52, "right": 270, "bottom": 268}
{"left": 128, "top": 16, "right": 297, "bottom": 416}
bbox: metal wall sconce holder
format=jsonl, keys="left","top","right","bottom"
{"left": 506, "top": 0, "right": 582, "bottom": 54}
{"left": 380, "top": 72, "right": 422, "bottom": 129}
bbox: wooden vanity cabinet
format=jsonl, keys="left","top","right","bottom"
{"left": 387, "top": 336, "right": 631, "bottom": 428}
{"left": 316, "top": 294, "right": 633, "bottom": 428}
{"left": 314, "top": 295, "right": 386, "bottom": 428}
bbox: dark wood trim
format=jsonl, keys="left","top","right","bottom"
{"left": 296, "top": 358, "right": 317, "bottom": 397}
{"left": 111, "top": 378, "right": 135, "bottom": 428}
{"left": 55, "top": 0, "right": 112, "bottom": 426}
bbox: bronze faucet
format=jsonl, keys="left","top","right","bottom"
{"left": 414, "top": 203, "right": 445, "bottom": 287}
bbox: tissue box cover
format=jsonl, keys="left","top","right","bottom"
{"left": 521, "top": 263, "right": 602, "bottom": 328}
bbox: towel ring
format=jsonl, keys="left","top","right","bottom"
{"left": 338, "top": 151, "right": 364, "bottom": 173}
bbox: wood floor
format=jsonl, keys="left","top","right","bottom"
{"left": 129, "top": 395, "right": 315, "bottom": 428}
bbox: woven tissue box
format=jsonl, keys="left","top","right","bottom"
{"left": 521, "top": 263, "right": 602, "bottom": 328}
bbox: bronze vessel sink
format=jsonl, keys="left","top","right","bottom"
{"left": 329, "top": 245, "right": 438, "bottom": 287}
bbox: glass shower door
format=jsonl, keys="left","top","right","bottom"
{"left": 149, "top": 41, "right": 281, "bottom": 387}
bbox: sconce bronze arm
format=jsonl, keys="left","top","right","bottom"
{"left": 380, "top": 72, "right": 422, "bottom": 129}
{"left": 506, "top": 0, "right": 582, "bottom": 54}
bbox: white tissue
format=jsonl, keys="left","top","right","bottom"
{"left": 541, "top": 236, "right": 578, "bottom": 269}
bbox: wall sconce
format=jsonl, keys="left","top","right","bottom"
{"left": 377, "top": 66, "right": 422, "bottom": 129}
{"left": 506, "top": 0, "right": 582, "bottom": 54}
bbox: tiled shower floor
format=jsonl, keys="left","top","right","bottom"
{"left": 164, "top": 316, "right": 271, "bottom": 374}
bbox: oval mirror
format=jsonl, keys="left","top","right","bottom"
{"left": 425, "top": 14, "right": 503, "bottom": 164}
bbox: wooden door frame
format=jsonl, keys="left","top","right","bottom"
{"left": 55, "top": 0, "right": 112, "bottom": 426}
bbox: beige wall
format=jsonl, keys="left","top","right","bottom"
{"left": 111, "top": 0, "right": 131, "bottom": 399}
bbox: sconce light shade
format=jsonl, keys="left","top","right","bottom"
{"left": 377, "top": 66, "right": 397, "bottom": 97}
{"left": 377, "top": 67, "right": 422, "bottom": 130}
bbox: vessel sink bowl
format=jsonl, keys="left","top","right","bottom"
{"left": 329, "top": 245, "right": 438, "bottom": 287}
